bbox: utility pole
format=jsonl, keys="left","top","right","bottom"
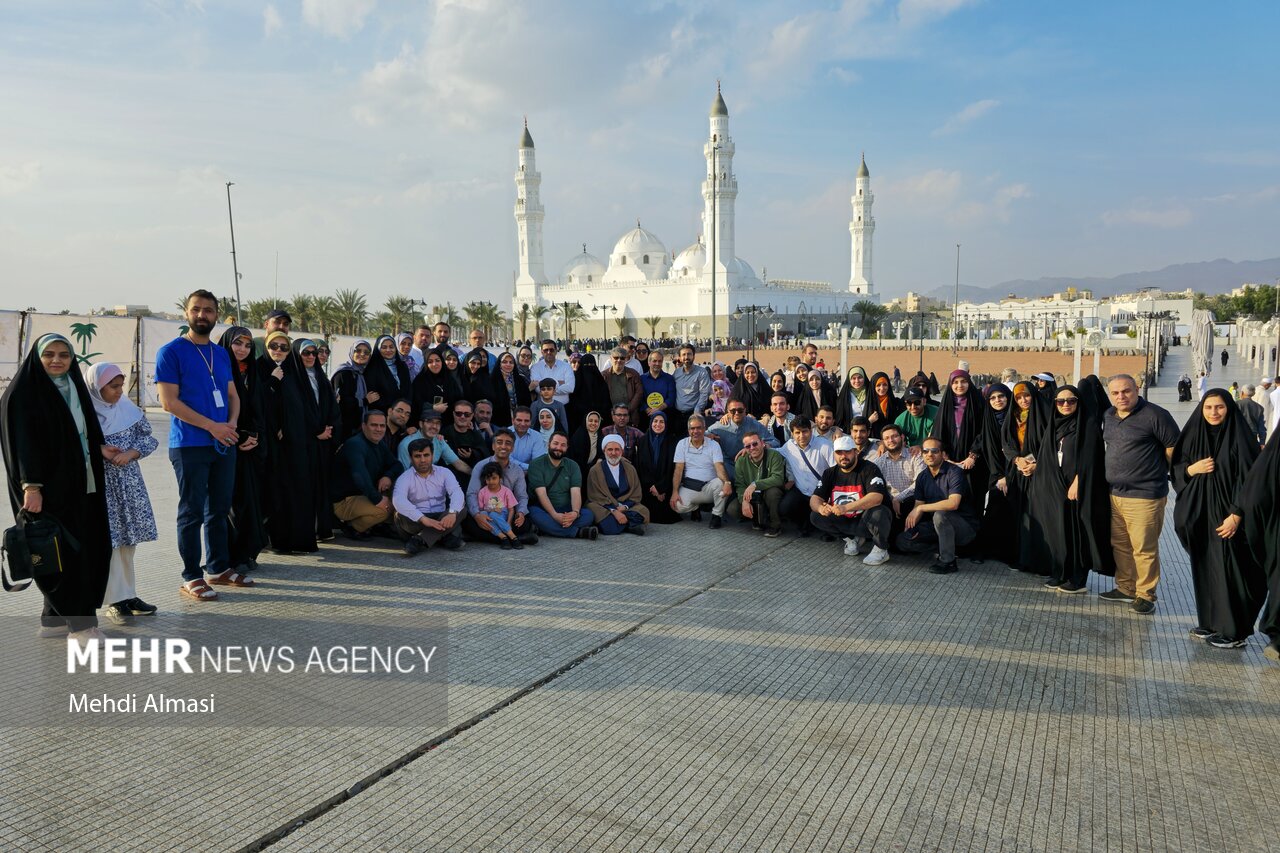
{"left": 953, "top": 243, "right": 961, "bottom": 354}
{"left": 225, "top": 182, "right": 242, "bottom": 321}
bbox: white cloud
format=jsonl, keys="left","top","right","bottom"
{"left": 1203, "top": 185, "right": 1280, "bottom": 204}
{"left": 827, "top": 66, "right": 860, "bottom": 84}
{"left": 0, "top": 162, "right": 42, "bottom": 196}
{"left": 263, "top": 4, "right": 283, "bottom": 38}
{"left": 889, "top": 168, "right": 963, "bottom": 205}
{"left": 302, "top": 0, "right": 376, "bottom": 38}
{"left": 897, "top": 0, "right": 980, "bottom": 28}
{"left": 1101, "top": 206, "right": 1192, "bottom": 228}
{"left": 933, "top": 98, "right": 1000, "bottom": 136}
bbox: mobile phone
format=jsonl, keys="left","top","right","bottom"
{"left": 1023, "top": 453, "right": 1036, "bottom": 464}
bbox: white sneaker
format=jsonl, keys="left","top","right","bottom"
{"left": 843, "top": 537, "right": 864, "bottom": 556}
{"left": 37, "top": 624, "right": 69, "bottom": 639}
{"left": 67, "top": 626, "right": 108, "bottom": 644}
{"left": 862, "top": 546, "right": 890, "bottom": 566}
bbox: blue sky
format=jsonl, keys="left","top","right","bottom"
{"left": 2, "top": 0, "right": 1278, "bottom": 313}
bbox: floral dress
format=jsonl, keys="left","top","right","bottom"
{"left": 102, "top": 418, "right": 159, "bottom": 548}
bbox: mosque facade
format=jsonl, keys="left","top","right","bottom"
{"left": 512, "top": 86, "right": 878, "bottom": 341}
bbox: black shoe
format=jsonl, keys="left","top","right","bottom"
{"left": 518, "top": 532, "right": 539, "bottom": 546}
{"left": 625, "top": 525, "right": 645, "bottom": 536}
{"left": 442, "top": 537, "right": 464, "bottom": 551}
{"left": 1206, "top": 634, "right": 1245, "bottom": 649}
{"left": 511, "top": 539, "right": 525, "bottom": 550}
{"left": 500, "top": 539, "right": 512, "bottom": 550}
{"left": 1042, "top": 579, "right": 1060, "bottom": 589}
{"left": 1056, "top": 582, "right": 1088, "bottom": 594}
{"left": 402, "top": 536, "right": 424, "bottom": 557}
{"left": 928, "top": 560, "right": 958, "bottom": 575}
{"left": 1130, "top": 598, "right": 1155, "bottom": 615}
{"left": 750, "top": 520, "right": 764, "bottom": 531}
{"left": 764, "top": 528, "right": 781, "bottom": 539}
{"left": 1189, "top": 626, "right": 1214, "bottom": 641}
{"left": 691, "top": 510, "right": 703, "bottom": 522}
{"left": 820, "top": 534, "right": 835, "bottom": 542}
{"left": 588, "top": 527, "right": 598, "bottom": 540}
{"left": 103, "top": 603, "right": 136, "bottom": 626}
{"left": 125, "top": 597, "right": 158, "bottom": 615}
{"left": 709, "top": 515, "right": 722, "bottom": 530}
{"left": 1099, "top": 589, "right": 1136, "bottom": 603}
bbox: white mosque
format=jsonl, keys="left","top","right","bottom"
{"left": 512, "top": 85, "right": 878, "bottom": 341}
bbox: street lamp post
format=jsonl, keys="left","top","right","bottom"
{"left": 733, "top": 304, "right": 774, "bottom": 363}
{"left": 225, "top": 182, "right": 242, "bottom": 322}
{"left": 916, "top": 311, "right": 927, "bottom": 374}
{"left": 593, "top": 303, "right": 617, "bottom": 340}
{"left": 552, "top": 300, "right": 583, "bottom": 341}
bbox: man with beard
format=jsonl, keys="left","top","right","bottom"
{"left": 707, "top": 399, "right": 767, "bottom": 483}
{"left": 383, "top": 398, "right": 417, "bottom": 455}
{"left": 813, "top": 406, "right": 844, "bottom": 443}
{"left": 895, "top": 436, "right": 978, "bottom": 574}
{"left": 443, "top": 400, "right": 491, "bottom": 467}
{"left": 156, "top": 290, "right": 244, "bottom": 598}
{"left": 672, "top": 344, "right": 711, "bottom": 437}
{"left": 463, "top": 429, "right": 539, "bottom": 545}
{"left": 393, "top": 439, "right": 465, "bottom": 556}
{"left": 331, "top": 410, "right": 403, "bottom": 539}
{"left": 432, "top": 321, "right": 464, "bottom": 358}
{"left": 759, "top": 393, "right": 796, "bottom": 449}
{"left": 872, "top": 423, "right": 926, "bottom": 545}
{"left": 601, "top": 403, "right": 645, "bottom": 466}
{"left": 407, "top": 325, "right": 432, "bottom": 373}
{"left": 777, "top": 417, "right": 833, "bottom": 534}
{"left": 527, "top": 431, "right": 596, "bottom": 539}
{"left": 509, "top": 407, "right": 548, "bottom": 469}
{"left": 809, "top": 435, "right": 892, "bottom": 565}
{"left": 728, "top": 432, "right": 787, "bottom": 537}
{"left": 397, "top": 410, "right": 472, "bottom": 486}
{"left": 253, "top": 308, "right": 291, "bottom": 358}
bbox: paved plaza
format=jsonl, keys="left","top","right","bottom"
{"left": 2, "top": 346, "right": 1278, "bottom": 852}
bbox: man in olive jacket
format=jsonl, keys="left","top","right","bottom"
{"left": 727, "top": 431, "right": 789, "bottom": 537}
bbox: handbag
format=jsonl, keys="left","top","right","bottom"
{"left": 1, "top": 512, "right": 77, "bottom": 594}
{"left": 680, "top": 477, "right": 709, "bottom": 492}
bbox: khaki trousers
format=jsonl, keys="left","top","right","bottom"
{"left": 1109, "top": 495, "right": 1166, "bottom": 602}
{"left": 333, "top": 496, "right": 391, "bottom": 533}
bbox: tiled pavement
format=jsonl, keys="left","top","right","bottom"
{"left": 3, "top": 348, "right": 1279, "bottom": 852}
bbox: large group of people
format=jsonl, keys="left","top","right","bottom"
{"left": 3, "top": 289, "right": 1279, "bottom": 665}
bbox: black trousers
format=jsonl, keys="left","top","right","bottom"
{"left": 727, "top": 486, "right": 785, "bottom": 530}
{"left": 808, "top": 504, "right": 893, "bottom": 549}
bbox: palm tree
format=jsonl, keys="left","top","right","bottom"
{"left": 369, "top": 311, "right": 395, "bottom": 337}
{"left": 244, "top": 299, "right": 275, "bottom": 328}
{"left": 68, "top": 322, "right": 101, "bottom": 365}
{"left": 384, "top": 295, "right": 416, "bottom": 333}
{"left": 852, "top": 299, "right": 888, "bottom": 337}
{"left": 314, "top": 296, "right": 339, "bottom": 338}
{"left": 562, "top": 303, "right": 589, "bottom": 339}
{"left": 289, "top": 293, "right": 316, "bottom": 333}
{"left": 333, "top": 289, "right": 369, "bottom": 335}
{"left": 613, "top": 316, "right": 630, "bottom": 337}
{"left": 532, "top": 305, "right": 550, "bottom": 338}
{"left": 515, "top": 303, "right": 532, "bottom": 341}
{"left": 430, "top": 303, "right": 463, "bottom": 328}
{"left": 643, "top": 316, "right": 661, "bottom": 338}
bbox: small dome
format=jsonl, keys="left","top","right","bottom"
{"left": 857, "top": 153, "right": 869, "bottom": 178}
{"left": 611, "top": 222, "right": 668, "bottom": 259}
{"left": 561, "top": 246, "right": 605, "bottom": 284}
{"left": 710, "top": 83, "right": 728, "bottom": 117}
{"left": 671, "top": 237, "right": 706, "bottom": 278}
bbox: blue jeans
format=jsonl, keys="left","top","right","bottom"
{"left": 529, "top": 506, "right": 593, "bottom": 538}
{"left": 482, "top": 511, "right": 513, "bottom": 536}
{"left": 170, "top": 445, "right": 237, "bottom": 582}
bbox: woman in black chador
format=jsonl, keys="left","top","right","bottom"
{"left": 568, "top": 353, "right": 613, "bottom": 433}
{"left": 411, "top": 349, "right": 462, "bottom": 428}
{"left": 637, "top": 411, "right": 681, "bottom": 524}
{"left": 929, "top": 369, "right": 989, "bottom": 517}
{"left": 998, "top": 381, "right": 1052, "bottom": 574}
{"left": 1032, "top": 381, "right": 1113, "bottom": 593}
{"left": 255, "top": 332, "right": 319, "bottom": 554}
{"left": 1174, "top": 388, "right": 1265, "bottom": 648}
{"left": 0, "top": 333, "right": 111, "bottom": 638}
{"left": 976, "top": 382, "right": 1014, "bottom": 564}
{"left": 219, "top": 326, "right": 269, "bottom": 574}
{"left": 365, "top": 334, "right": 412, "bottom": 414}
{"left": 294, "top": 339, "right": 341, "bottom": 541}
{"left": 1242, "top": 425, "right": 1280, "bottom": 662}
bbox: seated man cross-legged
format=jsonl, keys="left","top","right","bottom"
{"left": 392, "top": 439, "right": 465, "bottom": 555}
{"left": 332, "top": 410, "right": 404, "bottom": 539}
{"left": 585, "top": 434, "right": 649, "bottom": 535}
{"left": 528, "top": 430, "right": 597, "bottom": 539}
{"left": 808, "top": 435, "right": 893, "bottom": 565}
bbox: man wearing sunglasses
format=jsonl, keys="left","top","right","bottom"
{"left": 895, "top": 436, "right": 978, "bottom": 574}
{"left": 894, "top": 389, "right": 937, "bottom": 448}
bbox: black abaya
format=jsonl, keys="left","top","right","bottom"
{"left": 637, "top": 414, "right": 681, "bottom": 524}
{"left": 929, "top": 373, "right": 989, "bottom": 516}
{"left": 999, "top": 382, "right": 1053, "bottom": 573}
{"left": 218, "top": 327, "right": 269, "bottom": 570}
{"left": 1242, "top": 426, "right": 1280, "bottom": 650}
{"left": 568, "top": 355, "right": 614, "bottom": 433}
{"left": 255, "top": 353, "right": 320, "bottom": 553}
{"left": 866, "top": 371, "right": 905, "bottom": 438}
{"left": 0, "top": 338, "right": 111, "bottom": 630}
{"left": 1174, "top": 389, "right": 1265, "bottom": 640}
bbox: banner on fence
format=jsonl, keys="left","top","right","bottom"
{"left": 0, "top": 311, "right": 23, "bottom": 396}
{"left": 22, "top": 313, "right": 140, "bottom": 398}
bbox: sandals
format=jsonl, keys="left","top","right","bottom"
{"left": 207, "top": 569, "right": 256, "bottom": 587}
{"left": 180, "top": 579, "right": 218, "bottom": 601}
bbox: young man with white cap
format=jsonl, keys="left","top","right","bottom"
{"left": 809, "top": 435, "right": 893, "bottom": 566}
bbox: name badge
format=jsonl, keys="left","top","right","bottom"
{"left": 212, "top": 388, "right": 225, "bottom": 409}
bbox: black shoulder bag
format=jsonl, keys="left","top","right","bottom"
{"left": 2, "top": 512, "right": 78, "bottom": 594}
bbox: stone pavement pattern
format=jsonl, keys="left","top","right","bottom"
{"left": 2, "top": 345, "right": 1278, "bottom": 852}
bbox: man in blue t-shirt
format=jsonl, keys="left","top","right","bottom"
{"left": 155, "top": 290, "right": 246, "bottom": 600}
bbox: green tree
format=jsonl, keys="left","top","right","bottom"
{"left": 384, "top": 295, "right": 417, "bottom": 333}
{"left": 289, "top": 293, "right": 316, "bottom": 333}
{"left": 532, "top": 305, "right": 550, "bottom": 337}
{"left": 314, "top": 296, "right": 339, "bottom": 338}
{"left": 243, "top": 299, "right": 276, "bottom": 328}
{"left": 613, "top": 315, "right": 630, "bottom": 336}
{"left": 369, "top": 311, "right": 395, "bottom": 337}
{"left": 643, "top": 315, "right": 662, "bottom": 338}
{"left": 515, "top": 303, "right": 532, "bottom": 341}
{"left": 852, "top": 300, "right": 887, "bottom": 335}
{"left": 561, "top": 304, "right": 588, "bottom": 339}
{"left": 333, "top": 289, "right": 369, "bottom": 335}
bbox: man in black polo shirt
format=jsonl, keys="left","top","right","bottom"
{"left": 1099, "top": 373, "right": 1181, "bottom": 613}
{"left": 809, "top": 435, "right": 893, "bottom": 566}
{"left": 895, "top": 436, "right": 978, "bottom": 574}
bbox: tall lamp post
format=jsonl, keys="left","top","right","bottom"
{"left": 916, "top": 311, "right": 927, "bottom": 374}
{"left": 225, "top": 182, "right": 242, "bottom": 322}
{"left": 732, "top": 304, "right": 774, "bottom": 363}
{"left": 593, "top": 303, "right": 617, "bottom": 340}
{"left": 952, "top": 243, "right": 961, "bottom": 354}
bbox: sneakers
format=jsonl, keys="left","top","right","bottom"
{"left": 763, "top": 528, "right": 781, "bottom": 539}
{"left": 1131, "top": 598, "right": 1156, "bottom": 615}
{"left": 442, "top": 536, "right": 465, "bottom": 550}
{"left": 103, "top": 603, "right": 136, "bottom": 626}
{"left": 1189, "top": 626, "right": 1214, "bottom": 641}
{"left": 68, "top": 626, "right": 108, "bottom": 643}
{"left": 576, "top": 527, "right": 599, "bottom": 541}
{"left": 1042, "top": 579, "right": 1061, "bottom": 589}
{"left": 709, "top": 515, "right": 723, "bottom": 530}
{"left": 125, "top": 597, "right": 158, "bottom": 615}
{"left": 625, "top": 526, "right": 645, "bottom": 536}
{"left": 1264, "top": 643, "right": 1280, "bottom": 662}
{"left": 37, "top": 623, "right": 69, "bottom": 639}
{"left": 928, "top": 560, "right": 958, "bottom": 575}
{"left": 499, "top": 539, "right": 512, "bottom": 550}
{"left": 842, "top": 537, "right": 862, "bottom": 557}
{"left": 1099, "top": 589, "right": 1136, "bottom": 603}
{"left": 1206, "top": 634, "right": 1245, "bottom": 649}
{"left": 402, "top": 536, "right": 425, "bottom": 557}
{"left": 862, "top": 546, "right": 890, "bottom": 566}
{"left": 1055, "top": 582, "right": 1088, "bottom": 595}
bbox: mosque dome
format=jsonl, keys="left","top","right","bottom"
{"left": 671, "top": 237, "right": 706, "bottom": 278}
{"left": 611, "top": 222, "right": 668, "bottom": 260}
{"left": 604, "top": 221, "right": 671, "bottom": 284}
{"left": 561, "top": 246, "right": 605, "bottom": 285}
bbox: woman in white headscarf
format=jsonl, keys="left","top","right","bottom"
{"left": 84, "top": 362, "right": 159, "bottom": 625}
{"left": 586, "top": 433, "right": 649, "bottom": 535}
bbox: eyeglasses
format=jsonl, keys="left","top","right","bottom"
{"left": 1055, "top": 398, "right": 1079, "bottom": 406}
{"left": 268, "top": 344, "right": 290, "bottom": 352}
{"left": 301, "top": 350, "right": 317, "bottom": 357}
{"left": 906, "top": 400, "right": 923, "bottom": 407}
{"left": 728, "top": 407, "right": 745, "bottom": 414}
{"left": 354, "top": 348, "right": 371, "bottom": 356}
{"left": 454, "top": 411, "right": 473, "bottom": 418}
{"left": 921, "top": 448, "right": 943, "bottom": 454}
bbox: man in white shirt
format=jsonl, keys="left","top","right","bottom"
{"left": 392, "top": 439, "right": 465, "bottom": 556}
{"left": 1258, "top": 376, "right": 1274, "bottom": 439}
{"left": 776, "top": 416, "right": 834, "bottom": 534}
{"left": 669, "top": 414, "right": 733, "bottom": 527}
{"left": 1268, "top": 377, "right": 1280, "bottom": 439}
{"left": 529, "top": 339, "right": 575, "bottom": 405}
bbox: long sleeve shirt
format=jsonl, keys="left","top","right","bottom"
{"left": 673, "top": 364, "right": 711, "bottom": 414}
{"left": 529, "top": 359, "right": 575, "bottom": 405}
{"left": 871, "top": 448, "right": 926, "bottom": 501}
{"left": 396, "top": 433, "right": 460, "bottom": 472}
{"left": 465, "top": 456, "right": 530, "bottom": 516}
{"left": 392, "top": 466, "right": 465, "bottom": 520}
{"left": 332, "top": 435, "right": 403, "bottom": 503}
{"left": 510, "top": 429, "right": 548, "bottom": 468}
{"left": 733, "top": 448, "right": 788, "bottom": 502}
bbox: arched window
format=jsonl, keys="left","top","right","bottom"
{"left": 858, "top": 189, "right": 862, "bottom": 196}
{"left": 520, "top": 165, "right": 525, "bottom": 172}
{"left": 588, "top": 275, "right": 593, "bottom": 282}
{"left": 643, "top": 254, "right": 649, "bottom": 264}
{"left": 712, "top": 134, "right": 718, "bottom": 142}
{"left": 621, "top": 256, "right": 627, "bottom": 265}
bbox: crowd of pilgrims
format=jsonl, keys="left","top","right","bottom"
{"left": 2, "top": 310, "right": 1279, "bottom": 665}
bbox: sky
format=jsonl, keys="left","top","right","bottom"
{"left": 2, "top": 0, "right": 1279, "bottom": 314}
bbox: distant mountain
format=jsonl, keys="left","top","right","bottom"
{"left": 924, "top": 257, "right": 1280, "bottom": 303}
